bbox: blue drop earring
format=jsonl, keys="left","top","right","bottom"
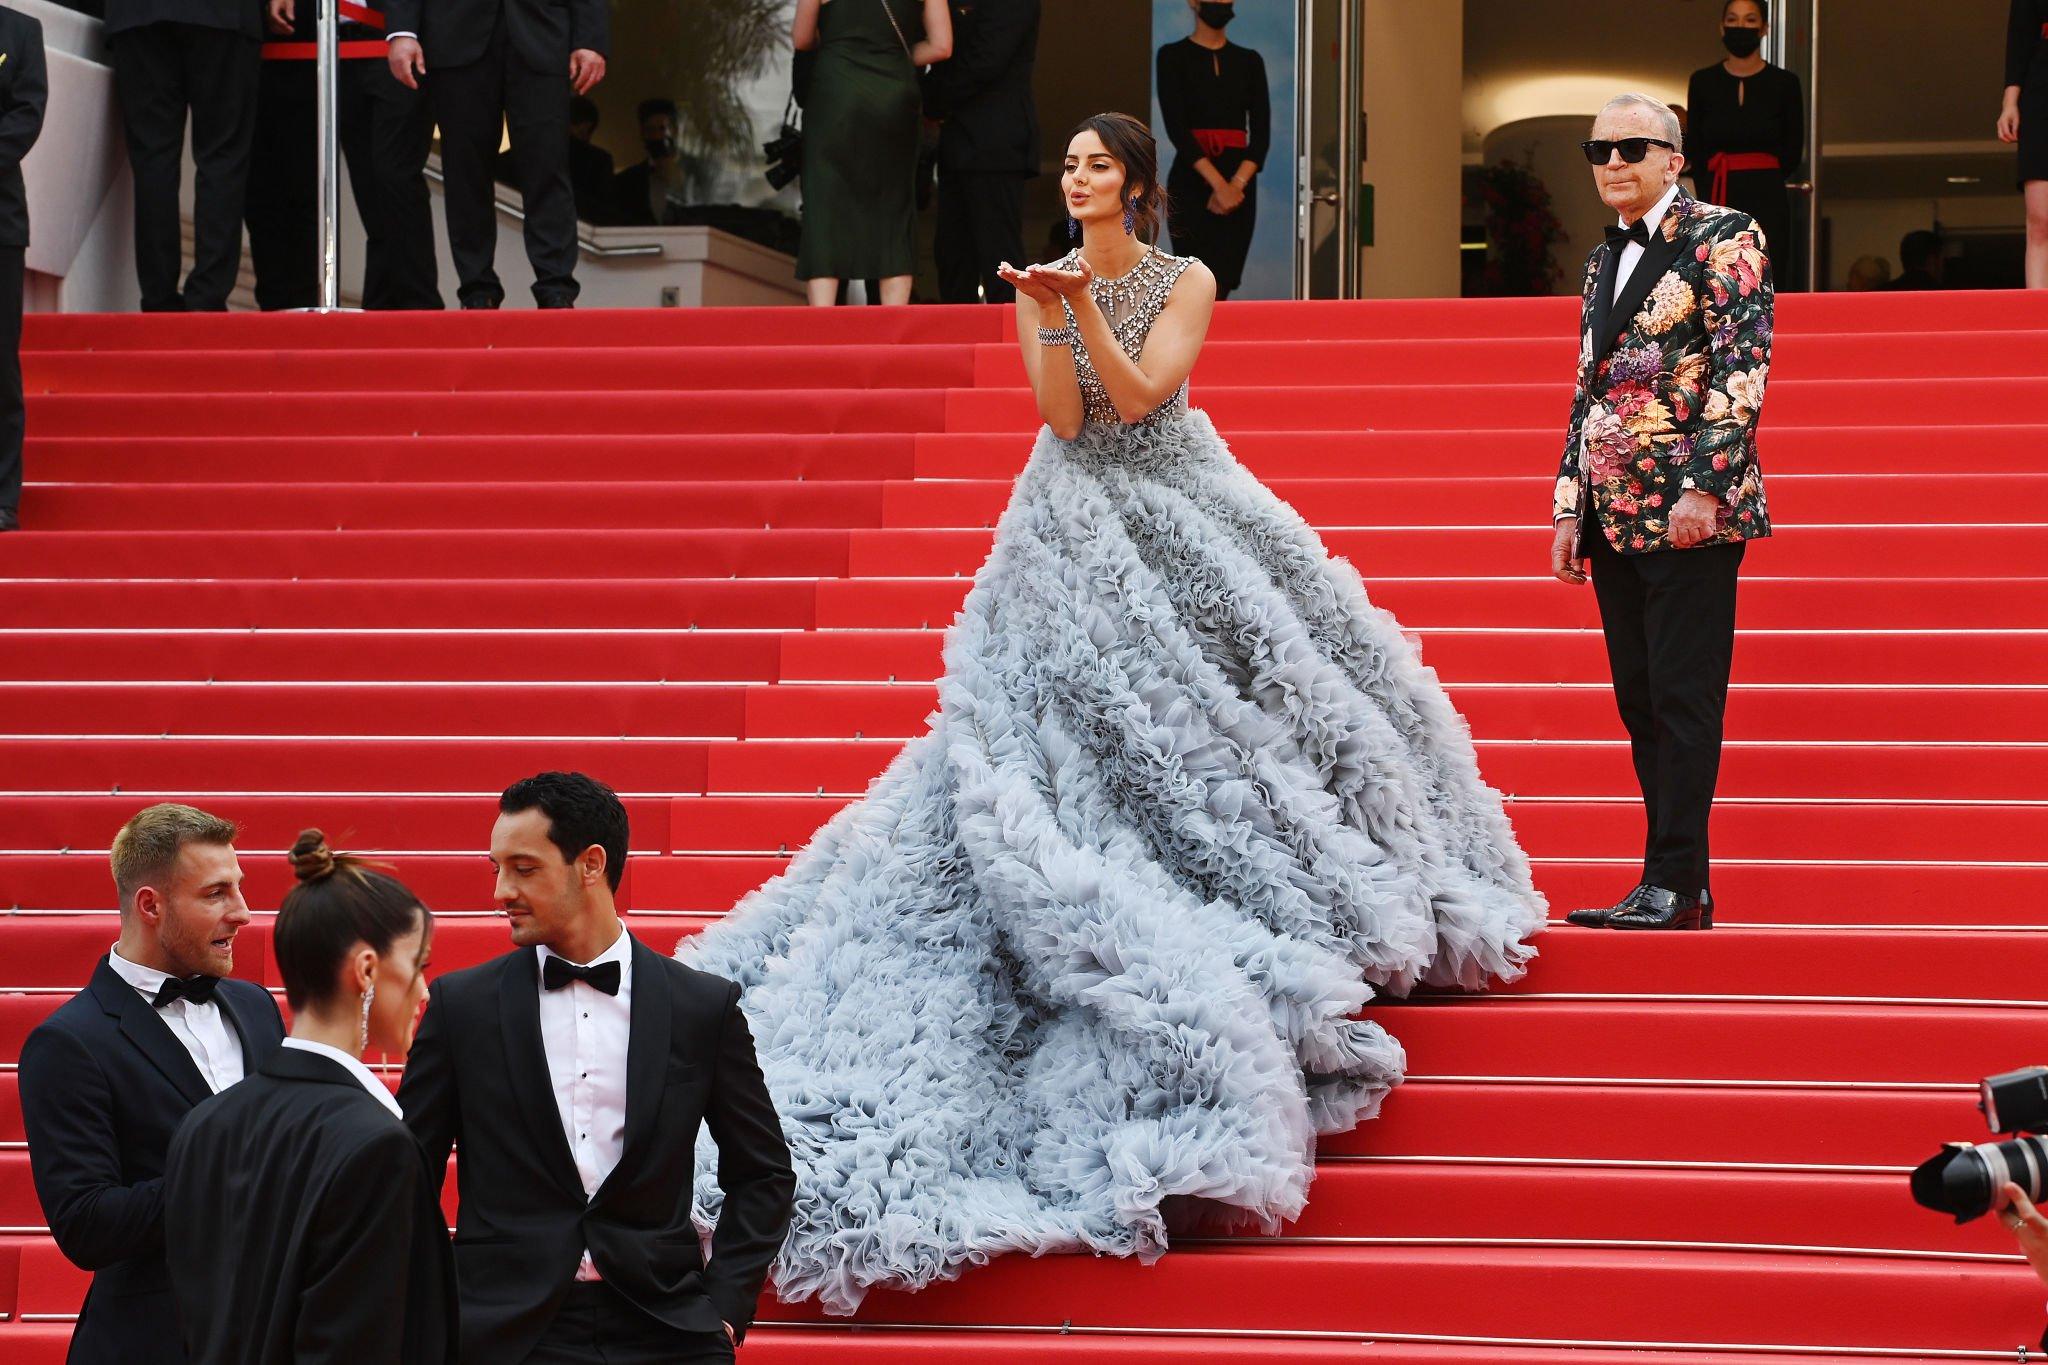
{"left": 1066, "top": 214, "right": 1079, "bottom": 243}
{"left": 1123, "top": 203, "right": 1136, "bottom": 235}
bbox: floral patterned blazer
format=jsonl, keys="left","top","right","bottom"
{"left": 1553, "top": 192, "right": 1774, "bottom": 554}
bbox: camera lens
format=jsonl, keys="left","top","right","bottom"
{"left": 1912, "top": 1135, "right": 2048, "bottom": 1222}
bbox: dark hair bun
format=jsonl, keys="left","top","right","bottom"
{"left": 290, "top": 829, "right": 337, "bottom": 883}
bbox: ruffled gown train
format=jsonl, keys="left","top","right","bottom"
{"left": 679, "top": 247, "right": 1545, "bottom": 1314}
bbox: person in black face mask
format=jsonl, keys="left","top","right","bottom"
{"left": 1685, "top": 0, "right": 1804, "bottom": 285}
{"left": 611, "top": 96, "right": 709, "bottom": 227}
{"left": 1155, "top": 0, "right": 1268, "bottom": 299}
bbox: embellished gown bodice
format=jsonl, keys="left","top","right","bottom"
{"left": 1058, "top": 245, "right": 1195, "bottom": 428}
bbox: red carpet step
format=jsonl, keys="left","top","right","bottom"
{"left": 3, "top": 292, "right": 2043, "bottom": 1361}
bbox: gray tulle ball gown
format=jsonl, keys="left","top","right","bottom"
{"left": 679, "top": 244, "right": 1546, "bottom": 1314}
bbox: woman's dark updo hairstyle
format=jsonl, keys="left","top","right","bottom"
{"left": 1722, "top": 0, "right": 1767, "bottom": 21}
{"left": 276, "top": 829, "right": 430, "bottom": 1011}
{"left": 1066, "top": 112, "right": 1167, "bottom": 243}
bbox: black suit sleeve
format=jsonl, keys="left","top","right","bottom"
{"left": 700, "top": 981, "right": 795, "bottom": 1344}
{"left": 383, "top": 0, "right": 419, "bottom": 40}
{"left": 0, "top": 20, "right": 47, "bottom": 172}
{"left": 294, "top": 1126, "right": 427, "bottom": 1364}
{"left": 1242, "top": 49, "right": 1269, "bottom": 170}
{"left": 18, "top": 1025, "right": 166, "bottom": 1270}
{"left": 2011, "top": 0, "right": 2041, "bottom": 88}
{"left": 569, "top": 0, "right": 607, "bottom": 56}
{"left": 925, "top": 0, "right": 1036, "bottom": 116}
{"left": 396, "top": 992, "right": 461, "bottom": 1188}
{"left": 1776, "top": 69, "right": 1804, "bottom": 177}
{"left": 1155, "top": 43, "right": 1203, "bottom": 168}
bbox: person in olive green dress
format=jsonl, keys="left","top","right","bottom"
{"left": 792, "top": 0, "right": 954, "bottom": 306}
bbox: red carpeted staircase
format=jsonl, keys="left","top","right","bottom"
{"left": 4, "top": 289, "right": 2048, "bottom": 1361}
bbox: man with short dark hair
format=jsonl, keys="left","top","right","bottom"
{"left": 399, "top": 771, "right": 795, "bottom": 1363}
{"left": 1887, "top": 229, "right": 1946, "bottom": 290}
{"left": 19, "top": 803, "right": 285, "bottom": 1364}
{"left": 610, "top": 96, "right": 706, "bottom": 227}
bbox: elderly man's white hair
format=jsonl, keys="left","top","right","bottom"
{"left": 1596, "top": 93, "right": 1684, "bottom": 152}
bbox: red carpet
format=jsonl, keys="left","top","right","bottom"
{"left": 3, "top": 289, "right": 2048, "bottom": 1360}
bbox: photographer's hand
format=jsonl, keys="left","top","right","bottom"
{"left": 1997, "top": 1183, "right": 2048, "bottom": 1286}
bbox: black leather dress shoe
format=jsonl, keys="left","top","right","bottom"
{"left": 458, "top": 296, "right": 502, "bottom": 310}
{"left": 1608, "top": 886, "right": 1712, "bottom": 930}
{"left": 1564, "top": 884, "right": 1648, "bottom": 928}
{"left": 0, "top": 510, "right": 17, "bottom": 532}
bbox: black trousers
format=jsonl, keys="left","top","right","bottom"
{"left": 428, "top": 25, "right": 578, "bottom": 307}
{"left": 109, "top": 22, "right": 261, "bottom": 311}
{"left": 934, "top": 168, "right": 1023, "bottom": 303}
{"left": 0, "top": 244, "right": 20, "bottom": 520}
{"left": 1585, "top": 526, "right": 1746, "bottom": 900}
{"left": 524, "top": 1282, "right": 734, "bottom": 1365}
{"left": 246, "top": 56, "right": 441, "bottom": 310}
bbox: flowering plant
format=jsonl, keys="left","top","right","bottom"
{"left": 1470, "top": 156, "right": 1567, "bottom": 296}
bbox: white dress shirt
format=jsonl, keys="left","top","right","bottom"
{"left": 537, "top": 927, "right": 635, "bottom": 1282}
{"left": 106, "top": 944, "right": 246, "bottom": 1093}
{"left": 281, "top": 1037, "right": 403, "bottom": 1118}
{"left": 1612, "top": 181, "right": 1682, "bottom": 295}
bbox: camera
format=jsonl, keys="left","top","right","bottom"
{"left": 763, "top": 124, "right": 803, "bottom": 192}
{"left": 1911, "top": 1066, "right": 2048, "bottom": 1222}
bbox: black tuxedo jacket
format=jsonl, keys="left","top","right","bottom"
{"left": 0, "top": 7, "right": 46, "bottom": 249}
{"left": 397, "top": 935, "right": 795, "bottom": 1363}
{"left": 922, "top": 0, "right": 1040, "bottom": 176}
{"left": 18, "top": 958, "right": 285, "bottom": 1365}
{"left": 164, "top": 1047, "right": 458, "bottom": 1365}
{"left": 382, "top": 0, "right": 607, "bottom": 75}
{"left": 103, "top": 0, "right": 264, "bottom": 41}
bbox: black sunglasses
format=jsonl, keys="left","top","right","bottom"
{"left": 1581, "top": 137, "right": 1677, "bottom": 165}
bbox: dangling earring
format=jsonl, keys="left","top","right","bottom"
{"left": 1123, "top": 202, "right": 1136, "bottom": 236}
{"left": 358, "top": 983, "right": 375, "bottom": 1055}
{"left": 1066, "top": 214, "right": 1079, "bottom": 243}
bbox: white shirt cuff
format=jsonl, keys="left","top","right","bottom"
{"left": 386, "top": 31, "right": 416, "bottom": 40}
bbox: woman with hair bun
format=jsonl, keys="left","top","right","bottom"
{"left": 679, "top": 110, "right": 1542, "bottom": 1313}
{"left": 164, "top": 831, "right": 455, "bottom": 1365}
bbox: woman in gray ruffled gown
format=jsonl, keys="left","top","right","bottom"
{"left": 679, "top": 111, "right": 1545, "bottom": 1315}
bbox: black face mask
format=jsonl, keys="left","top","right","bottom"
{"left": 646, "top": 135, "right": 676, "bottom": 160}
{"left": 1721, "top": 27, "right": 1763, "bottom": 58}
{"left": 1198, "top": 2, "right": 1235, "bottom": 29}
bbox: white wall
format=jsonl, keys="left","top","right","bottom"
{"left": 1360, "top": 0, "right": 1463, "bottom": 298}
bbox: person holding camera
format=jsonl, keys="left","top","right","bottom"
{"left": 791, "top": 0, "right": 952, "bottom": 306}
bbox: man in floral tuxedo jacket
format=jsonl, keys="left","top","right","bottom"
{"left": 1551, "top": 92, "right": 1772, "bottom": 933}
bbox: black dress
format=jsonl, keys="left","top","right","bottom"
{"left": 2011, "top": 0, "right": 2048, "bottom": 185}
{"left": 1156, "top": 36, "right": 1269, "bottom": 299}
{"left": 1684, "top": 61, "right": 1803, "bottom": 262}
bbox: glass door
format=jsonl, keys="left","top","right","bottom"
{"left": 1770, "top": 0, "right": 1819, "bottom": 289}
{"left": 1296, "top": 0, "right": 1363, "bottom": 296}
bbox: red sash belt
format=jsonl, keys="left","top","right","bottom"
{"left": 262, "top": 40, "right": 388, "bottom": 58}
{"left": 1706, "top": 151, "right": 1782, "bottom": 205}
{"left": 1191, "top": 127, "right": 1248, "bottom": 160}
{"left": 262, "top": 1, "right": 385, "bottom": 59}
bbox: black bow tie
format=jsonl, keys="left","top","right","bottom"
{"left": 152, "top": 974, "right": 222, "bottom": 1009}
{"left": 542, "top": 955, "right": 622, "bottom": 996}
{"left": 1606, "top": 220, "right": 1651, "bottom": 251}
